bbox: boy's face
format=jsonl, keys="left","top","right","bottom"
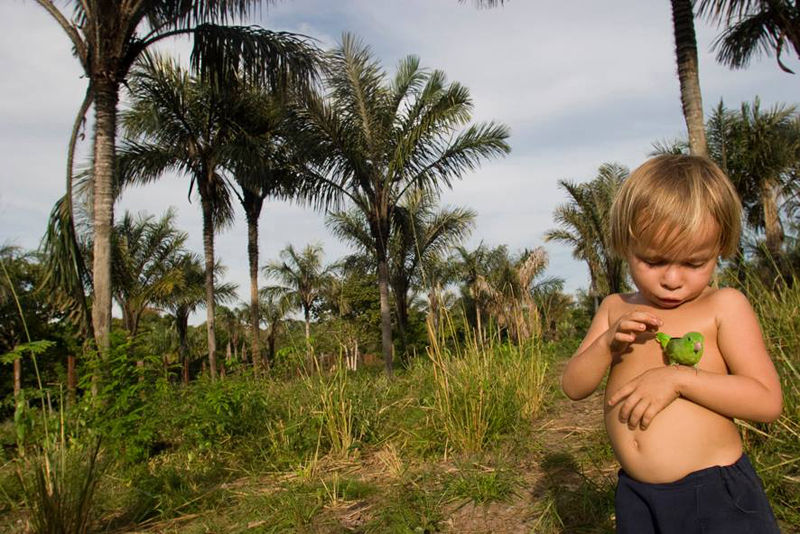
{"left": 626, "top": 221, "right": 721, "bottom": 309}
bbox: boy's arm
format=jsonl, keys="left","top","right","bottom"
{"left": 610, "top": 289, "right": 783, "bottom": 428}
{"left": 562, "top": 295, "right": 662, "bottom": 400}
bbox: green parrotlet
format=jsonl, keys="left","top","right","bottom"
{"left": 655, "top": 331, "right": 704, "bottom": 367}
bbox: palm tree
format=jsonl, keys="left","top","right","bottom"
{"left": 294, "top": 35, "right": 510, "bottom": 375}
{"left": 454, "top": 242, "right": 498, "bottom": 345}
{"left": 671, "top": 0, "right": 709, "bottom": 156}
{"left": 466, "top": 0, "right": 708, "bottom": 156}
{"left": 422, "top": 253, "right": 462, "bottom": 335}
{"left": 32, "top": 0, "right": 320, "bottom": 358}
{"left": 263, "top": 244, "right": 333, "bottom": 359}
{"left": 712, "top": 99, "right": 800, "bottom": 256}
{"left": 228, "top": 96, "right": 299, "bottom": 371}
{"left": 546, "top": 163, "right": 629, "bottom": 308}
{"left": 120, "top": 54, "right": 243, "bottom": 379}
{"left": 160, "top": 253, "right": 237, "bottom": 384}
{"left": 327, "top": 189, "right": 475, "bottom": 360}
{"left": 110, "top": 210, "right": 187, "bottom": 338}
{"left": 531, "top": 278, "right": 572, "bottom": 342}
{"left": 698, "top": 0, "right": 800, "bottom": 73}
{"left": 259, "top": 287, "right": 293, "bottom": 366}
{"left": 472, "top": 247, "right": 550, "bottom": 344}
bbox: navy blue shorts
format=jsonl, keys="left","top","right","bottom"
{"left": 615, "top": 454, "right": 780, "bottom": 533}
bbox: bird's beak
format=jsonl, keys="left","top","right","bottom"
{"left": 694, "top": 342, "right": 703, "bottom": 352}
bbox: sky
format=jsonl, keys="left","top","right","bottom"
{"left": 1, "top": 0, "right": 798, "bottom": 322}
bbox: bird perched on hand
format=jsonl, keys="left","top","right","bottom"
{"left": 655, "top": 331, "right": 704, "bottom": 367}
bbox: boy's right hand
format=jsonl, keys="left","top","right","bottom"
{"left": 605, "top": 310, "right": 662, "bottom": 354}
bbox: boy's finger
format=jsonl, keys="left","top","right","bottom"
{"left": 608, "top": 385, "right": 631, "bottom": 406}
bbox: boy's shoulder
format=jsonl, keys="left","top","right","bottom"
{"left": 705, "top": 286, "right": 751, "bottom": 309}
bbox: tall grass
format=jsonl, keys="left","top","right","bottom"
{"left": 733, "top": 267, "right": 800, "bottom": 525}
{"left": 17, "top": 439, "right": 102, "bottom": 534}
{"left": 426, "top": 319, "right": 549, "bottom": 454}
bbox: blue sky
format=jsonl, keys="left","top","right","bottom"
{"left": 1, "top": 0, "right": 798, "bottom": 319}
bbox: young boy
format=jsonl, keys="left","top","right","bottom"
{"left": 561, "top": 155, "right": 783, "bottom": 533}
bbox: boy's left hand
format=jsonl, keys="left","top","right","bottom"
{"left": 607, "top": 367, "right": 682, "bottom": 430}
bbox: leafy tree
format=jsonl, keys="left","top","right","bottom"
{"left": 1, "top": 247, "right": 55, "bottom": 398}
{"left": 263, "top": 244, "right": 334, "bottom": 358}
{"left": 328, "top": 189, "right": 475, "bottom": 361}
{"left": 698, "top": 0, "right": 800, "bottom": 73}
{"left": 294, "top": 35, "right": 509, "bottom": 374}
{"left": 546, "top": 163, "right": 630, "bottom": 308}
{"left": 33, "top": 0, "right": 320, "bottom": 358}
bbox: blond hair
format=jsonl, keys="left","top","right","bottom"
{"left": 609, "top": 154, "right": 742, "bottom": 259}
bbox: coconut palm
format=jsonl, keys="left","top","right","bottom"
{"left": 698, "top": 0, "right": 800, "bottom": 73}
{"left": 263, "top": 244, "right": 333, "bottom": 358}
{"left": 32, "top": 0, "right": 320, "bottom": 359}
{"left": 327, "top": 189, "right": 475, "bottom": 360}
{"left": 294, "top": 35, "right": 509, "bottom": 374}
{"left": 546, "top": 163, "right": 629, "bottom": 308}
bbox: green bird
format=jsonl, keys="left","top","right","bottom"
{"left": 655, "top": 331, "right": 704, "bottom": 367}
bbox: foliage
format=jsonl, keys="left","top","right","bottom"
{"left": 16, "top": 439, "right": 102, "bottom": 534}
{"left": 723, "top": 263, "right": 800, "bottom": 526}
{"left": 546, "top": 163, "right": 630, "bottom": 305}
{"left": 293, "top": 33, "right": 510, "bottom": 373}
{"left": 698, "top": 0, "right": 800, "bottom": 73}
{"left": 426, "top": 330, "right": 549, "bottom": 454}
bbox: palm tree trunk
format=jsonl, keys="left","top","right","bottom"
{"left": 91, "top": 79, "right": 119, "bottom": 358}
{"left": 377, "top": 258, "right": 394, "bottom": 376}
{"left": 304, "top": 308, "right": 312, "bottom": 361}
{"left": 177, "top": 309, "right": 190, "bottom": 385}
{"left": 200, "top": 192, "right": 218, "bottom": 380}
{"left": 67, "top": 354, "right": 76, "bottom": 406}
{"left": 475, "top": 301, "right": 483, "bottom": 346}
{"left": 246, "top": 211, "right": 262, "bottom": 370}
{"left": 13, "top": 359, "right": 21, "bottom": 399}
{"left": 394, "top": 284, "right": 409, "bottom": 363}
{"left": 671, "top": 0, "right": 708, "bottom": 156}
{"left": 761, "top": 177, "right": 784, "bottom": 257}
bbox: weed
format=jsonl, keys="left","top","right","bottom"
{"left": 443, "top": 464, "right": 518, "bottom": 504}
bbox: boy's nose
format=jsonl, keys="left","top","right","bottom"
{"left": 660, "top": 265, "right": 682, "bottom": 290}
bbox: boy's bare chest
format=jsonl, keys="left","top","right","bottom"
{"left": 608, "top": 297, "right": 729, "bottom": 385}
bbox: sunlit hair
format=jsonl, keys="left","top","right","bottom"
{"left": 609, "top": 154, "right": 742, "bottom": 260}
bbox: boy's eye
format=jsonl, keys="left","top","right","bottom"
{"left": 642, "top": 258, "right": 665, "bottom": 266}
